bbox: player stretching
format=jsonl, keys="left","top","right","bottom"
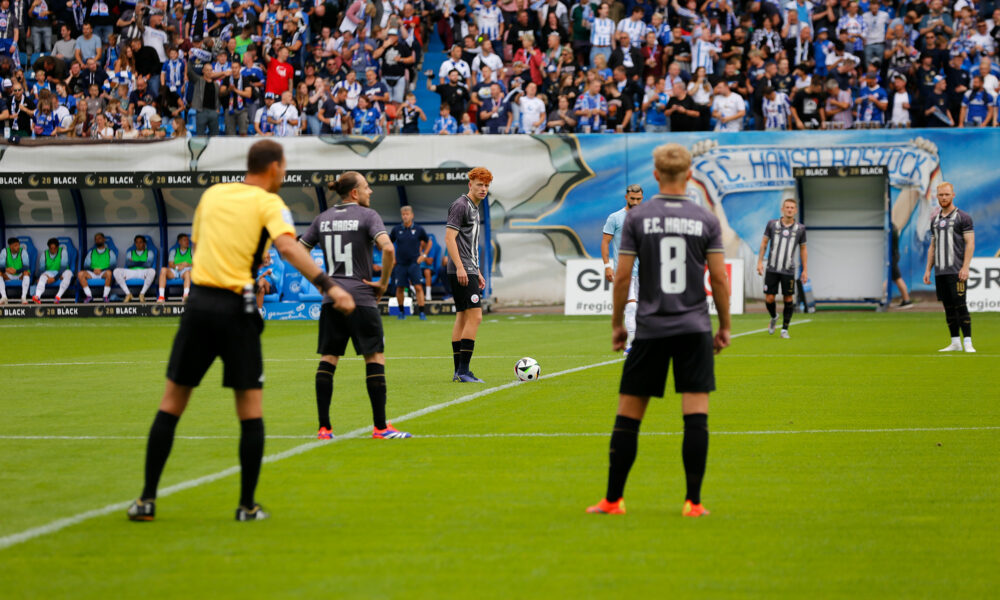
{"left": 446, "top": 167, "right": 492, "bottom": 383}
{"left": 756, "top": 198, "right": 808, "bottom": 338}
{"left": 302, "top": 172, "right": 412, "bottom": 439}
{"left": 923, "top": 182, "right": 975, "bottom": 353}
{"left": 601, "top": 184, "right": 644, "bottom": 352}
{"left": 587, "top": 143, "right": 731, "bottom": 517}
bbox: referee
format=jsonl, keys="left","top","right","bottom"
{"left": 127, "top": 140, "right": 355, "bottom": 523}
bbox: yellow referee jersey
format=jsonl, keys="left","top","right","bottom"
{"left": 191, "top": 183, "right": 297, "bottom": 294}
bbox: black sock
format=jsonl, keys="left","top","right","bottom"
{"left": 606, "top": 415, "right": 641, "bottom": 502}
{"left": 459, "top": 338, "right": 475, "bottom": 373}
{"left": 765, "top": 301, "right": 777, "bottom": 318}
{"left": 315, "top": 362, "right": 336, "bottom": 430}
{"left": 682, "top": 413, "right": 709, "bottom": 505}
{"left": 366, "top": 362, "right": 387, "bottom": 430}
{"left": 782, "top": 301, "right": 794, "bottom": 329}
{"left": 944, "top": 305, "right": 960, "bottom": 337}
{"left": 239, "top": 417, "right": 265, "bottom": 508}
{"left": 141, "top": 410, "right": 180, "bottom": 500}
{"left": 956, "top": 304, "right": 972, "bottom": 338}
{"left": 418, "top": 304, "right": 425, "bottom": 315}
{"left": 452, "top": 340, "right": 461, "bottom": 372}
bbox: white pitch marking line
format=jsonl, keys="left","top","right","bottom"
{"left": 0, "top": 319, "right": 810, "bottom": 550}
{"left": 4, "top": 426, "right": 999, "bottom": 441}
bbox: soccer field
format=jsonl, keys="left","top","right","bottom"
{"left": 1, "top": 311, "right": 998, "bottom": 598}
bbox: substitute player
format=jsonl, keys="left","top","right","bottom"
{"left": 923, "top": 182, "right": 976, "bottom": 353}
{"left": 157, "top": 233, "right": 194, "bottom": 302}
{"left": 32, "top": 238, "right": 73, "bottom": 304}
{"left": 756, "top": 198, "right": 808, "bottom": 338}
{"left": 390, "top": 205, "right": 432, "bottom": 321}
{"left": 127, "top": 141, "right": 355, "bottom": 523}
{"left": 0, "top": 237, "right": 31, "bottom": 305}
{"left": 587, "top": 143, "right": 731, "bottom": 517}
{"left": 446, "top": 167, "right": 491, "bottom": 383}
{"left": 301, "top": 172, "right": 412, "bottom": 440}
{"left": 601, "top": 184, "right": 644, "bottom": 351}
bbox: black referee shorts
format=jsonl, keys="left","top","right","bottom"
{"left": 448, "top": 273, "right": 483, "bottom": 312}
{"left": 935, "top": 274, "right": 966, "bottom": 306}
{"left": 166, "top": 285, "right": 265, "bottom": 390}
{"left": 318, "top": 304, "right": 385, "bottom": 356}
{"left": 619, "top": 332, "right": 716, "bottom": 397}
{"left": 763, "top": 271, "right": 795, "bottom": 297}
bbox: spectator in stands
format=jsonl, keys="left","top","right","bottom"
{"left": 158, "top": 233, "right": 193, "bottom": 303}
{"left": 0, "top": 237, "right": 31, "bottom": 305}
{"left": 77, "top": 233, "right": 114, "bottom": 302}
{"left": 113, "top": 234, "right": 156, "bottom": 302}
{"left": 75, "top": 22, "right": 102, "bottom": 65}
{"left": 269, "top": 89, "right": 301, "bottom": 136}
{"left": 959, "top": 74, "right": 996, "bottom": 126}
{"left": 433, "top": 104, "right": 457, "bottom": 134}
{"left": 32, "top": 237, "right": 73, "bottom": 304}
{"left": 52, "top": 24, "right": 76, "bottom": 63}
{"left": 712, "top": 80, "right": 745, "bottom": 131}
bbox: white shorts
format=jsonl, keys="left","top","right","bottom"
{"left": 80, "top": 270, "right": 110, "bottom": 279}
{"left": 165, "top": 266, "right": 192, "bottom": 277}
{"left": 628, "top": 276, "right": 638, "bottom": 302}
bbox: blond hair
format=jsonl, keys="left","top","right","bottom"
{"left": 652, "top": 143, "right": 692, "bottom": 184}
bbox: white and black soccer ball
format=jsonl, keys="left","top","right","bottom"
{"left": 514, "top": 357, "right": 540, "bottom": 381}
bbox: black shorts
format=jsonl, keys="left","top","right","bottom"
{"left": 318, "top": 304, "right": 385, "bottom": 356}
{"left": 619, "top": 332, "right": 715, "bottom": 397}
{"left": 891, "top": 258, "right": 902, "bottom": 282}
{"left": 448, "top": 273, "right": 483, "bottom": 312}
{"left": 166, "top": 285, "right": 264, "bottom": 390}
{"left": 763, "top": 271, "right": 795, "bottom": 297}
{"left": 935, "top": 274, "right": 967, "bottom": 306}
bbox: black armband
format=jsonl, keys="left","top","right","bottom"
{"left": 311, "top": 272, "right": 336, "bottom": 293}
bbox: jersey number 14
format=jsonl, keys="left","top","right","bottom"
{"left": 660, "top": 237, "right": 686, "bottom": 293}
{"left": 325, "top": 234, "right": 353, "bottom": 277}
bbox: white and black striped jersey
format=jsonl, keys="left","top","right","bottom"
{"left": 591, "top": 17, "right": 615, "bottom": 47}
{"left": 762, "top": 219, "right": 806, "bottom": 276}
{"left": 930, "top": 208, "right": 974, "bottom": 276}
{"left": 762, "top": 92, "right": 791, "bottom": 130}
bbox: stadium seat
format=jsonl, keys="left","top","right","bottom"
{"left": 36, "top": 237, "right": 78, "bottom": 298}
{"left": 426, "top": 233, "right": 442, "bottom": 287}
{"left": 281, "top": 247, "right": 325, "bottom": 302}
{"left": 162, "top": 239, "right": 193, "bottom": 298}
{"left": 120, "top": 236, "right": 159, "bottom": 296}
{"left": 3, "top": 236, "right": 38, "bottom": 296}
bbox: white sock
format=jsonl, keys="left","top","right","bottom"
{"left": 57, "top": 272, "right": 72, "bottom": 297}
{"left": 0, "top": 282, "right": 7, "bottom": 300}
{"left": 963, "top": 337, "right": 973, "bottom": 346}
{"left": 183, "top": 286, "right": 190, "bottom": 297}
{"left": 103, "top": 285, "right": 111, "bottom": 298}
{"left": 624, "top": 301, "right": 637, "bottom": 346}
{"left": 21, "top": 274, "right": 29, "bottom": 300}
{"left": 158, "top": 287, "right": 165, "bottom": 298}
{"left": 140, "top": 277, "right": 153, "bottom": 295}
{"left": 83, "top": 285, "right": 92, "bottom": 298}
{"left": 951, "top": 336, "right": 961, "bottom": 345}
{"left": 35, "top": 275, "right": 49, "bottom": 297}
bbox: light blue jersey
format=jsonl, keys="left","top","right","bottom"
{"left": 603, "top": 207, "right": 639, "bottom": 277}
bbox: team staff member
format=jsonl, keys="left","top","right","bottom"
{"left": 601, "top": 184, "right": 644, "bottom": 352}
{"left": 587, "top": 143, "right": 731, "bottom": 518}
{"left": 127, "top": 140, "right": 355, "bottom": 523}
{"left": 756, "top": 198, "right": 808, "bottom": 339}
{"left": 923, "top": 182, "right": 976, "bottom": 353}
{"left": 446, "top": 167, "right": 492, "bottom": 383}
{"left": 390, "top": 205, "right": 432, "bottom": 321}
{"left": 301, "top": 172, "right": 411, "bottom": 441}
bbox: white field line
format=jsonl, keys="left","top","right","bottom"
{"left": 4, "top": 425, "right": 999, "bottom": 442}
{"left": 0, "top": 319, "right": 809, "bottom": 551}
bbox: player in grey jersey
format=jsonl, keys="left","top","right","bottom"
{"left": 445, "top": 167, "right": 492, "bottom": 383}
{"left": 756, "top": 198, "right": 808, "bottom": 338}
{"left": 923, "top": 182, "right": 976, "bottom": 353}
{"left": 587, "top": 143, "right": 731, "bottom": 518}
{"left": 300, "top": 171, "right": 411, "bottom": 439}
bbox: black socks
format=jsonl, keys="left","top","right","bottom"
{"left": 366, "top": 362, "right": 387, "bottom": 430}
{"left": 944, "top": 304, "right": 960, "bottom": 337}
{"left": 955, "top": 304, "right": 972, "bottom": 337}
{"left": 765, "top": 301, "right": 777, "bottom": 319}
{"left": 682, "top": 413, "right": 709, "bottom": 505}
{"left": 239, "top": 418, "right": 265, "bottom": 509}
{"left": 452, "top": 340, "right": 461, "bottom": 372}
{"left": 141, "top": 410, "right": 180, "bottom": 500}
{"left": 606, "top": 415, "right": 641, "bottom": 502}
{"left": 459, "top": 339, "right": 475, "bottom": 373}
{"left": 782, "top": 301, "right": 794, "bottom": 330}
{"left": 315, "top": 361, "right": 336, "bottom": 430}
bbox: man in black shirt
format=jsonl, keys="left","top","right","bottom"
{"left": 791, "top": 79, "right": 825, "bottom": 128}
{"left": 944, "top": 53, "right": 970, "bottom": 122}
{"left": 427, "top": 68, "right": 470, "bottom": 120}
{"left": 922, "top": 74, "right": 952, "bottom": 126}
{"left": 665, "top": 81, "right": 701, "bottom": 131}
{"left": 373, "top": 28, "right": 414, "bottom": 104}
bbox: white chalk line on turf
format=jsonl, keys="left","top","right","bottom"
{"left": 0, "top": 357, "right": 624, "bottom": 551}
{"left": 0, "top": 356, "right": 586, "bottom": 368}
{"left": 0, "top": 320, "right": 809, "bottom": 550}
{"left": 5, "top": 425, "right": 1000, "bottom": 441}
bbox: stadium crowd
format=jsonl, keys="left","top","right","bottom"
{"left": 0, "top": 0, "right": 998, "bottom": 138}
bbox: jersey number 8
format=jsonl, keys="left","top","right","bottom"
{"left": 660, "top": 237, "right": 686, "bottom": 294}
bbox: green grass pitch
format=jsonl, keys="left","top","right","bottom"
{"left": 1, "top": 311, "right": 998, "bottom": 598}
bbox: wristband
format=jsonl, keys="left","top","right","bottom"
{"left": 311, "top": 271, "right": 336, "bottom": 294}
{"left": 604, "top": 263, "right": 612, "bottom": 269}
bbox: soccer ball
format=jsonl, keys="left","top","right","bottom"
{"left": 514, "top": 357, "right": 540, "bottom": 381}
